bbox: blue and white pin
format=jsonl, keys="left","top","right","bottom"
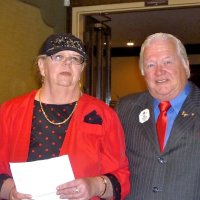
{"left": 139, "top": 109, "right": 150, "bottom": 123}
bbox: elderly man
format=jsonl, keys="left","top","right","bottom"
{"left": 116, "top": 32, "right": 200, "bottom": 200}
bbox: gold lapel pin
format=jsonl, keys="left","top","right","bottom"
{"left": 181, "top": 111, "right": 195, "bottom": 117}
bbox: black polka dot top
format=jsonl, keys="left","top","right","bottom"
{"left": 27, "top": 100, "right": 76, "bottom": 161}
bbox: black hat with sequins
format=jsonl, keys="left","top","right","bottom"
{"left": 39, "top": 33, "right": 87, "bottom": 59}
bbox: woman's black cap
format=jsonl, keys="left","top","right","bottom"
{"left": 39, "top": 33, "right": 87, "bottom": 59}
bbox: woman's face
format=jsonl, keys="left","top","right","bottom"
{"left": 38, "top": 50, "right": 85, "bottom": 89}
{"left": 143, "top": 39, "right": 189, "bottom": 101}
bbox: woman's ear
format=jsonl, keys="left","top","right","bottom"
{"left": 81, "top": 63, "right": 86, "bottom": 72}
{"left": 37, "top": 57, "right": 46, "bottom": 77}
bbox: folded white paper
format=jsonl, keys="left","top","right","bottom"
{"left": 10, "top": 155, "right": 74, "bottom": 200}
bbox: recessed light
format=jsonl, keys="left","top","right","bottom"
{"left": 126, "top": 40, "right": 134, "bottom": 46}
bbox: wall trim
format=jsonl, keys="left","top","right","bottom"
{"left": 72, "top": 0, "right": 200, "bottom": 39}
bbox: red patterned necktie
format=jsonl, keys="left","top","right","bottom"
{"left": 156, "top": 101, "right": 171, "bottom": 152}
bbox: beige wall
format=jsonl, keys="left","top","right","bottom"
{"left": 0, "top": 0, "right": 53, "bottom": 103}
{"left": 111, "top": 57, "right": 146, "bottom": 101}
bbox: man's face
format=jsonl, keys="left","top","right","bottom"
{"left": 143, "top": 39, "right": 189, "bottom": 101}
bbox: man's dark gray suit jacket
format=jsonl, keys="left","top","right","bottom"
{"left": 116, "top": 82, "right": 200, "bottom": 200}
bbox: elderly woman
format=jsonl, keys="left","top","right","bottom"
{"left": 0, "top": 33, "right": 130, "bottom": 200}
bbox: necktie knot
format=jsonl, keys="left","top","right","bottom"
{"left": 159, "top": 101, "right": 171, "bottom": 112}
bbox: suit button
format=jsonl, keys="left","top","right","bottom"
{"left": 158, "top": 157, "right": 166, "bottom": 164}
{"left": 152, "top": 186, "right": 160, "bottom": 192}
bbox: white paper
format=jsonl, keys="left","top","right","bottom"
{"left": 10, "top": 155, "right": 74, "bottom": 200}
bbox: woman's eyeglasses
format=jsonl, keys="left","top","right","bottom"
{"left": 50, "top": 54, "right": 85, "bottom": 65}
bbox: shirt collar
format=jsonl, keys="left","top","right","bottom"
{"left": 153, "top": 82, "right": 191, "bottom": 114}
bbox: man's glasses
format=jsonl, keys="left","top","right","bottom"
{"left": 50, "top": 54, "right": 85, "bottom": 65}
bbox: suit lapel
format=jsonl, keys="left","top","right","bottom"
{"left": 137, "top": 93, "right": 160, "bottom": 152}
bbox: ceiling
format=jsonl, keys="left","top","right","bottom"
{"left": 91, "top": 6, "right": 200, "bottom": 48}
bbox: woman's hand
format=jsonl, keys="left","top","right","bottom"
{"left": 56, "top": 177, "right": 103, "bottom": 200}
{"left": 9, "top": 186, "right": 32, "bottom": 200}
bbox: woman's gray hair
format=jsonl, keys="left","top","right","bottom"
{"left": 139, "top": 32, "right": 190, "bottom": 78}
